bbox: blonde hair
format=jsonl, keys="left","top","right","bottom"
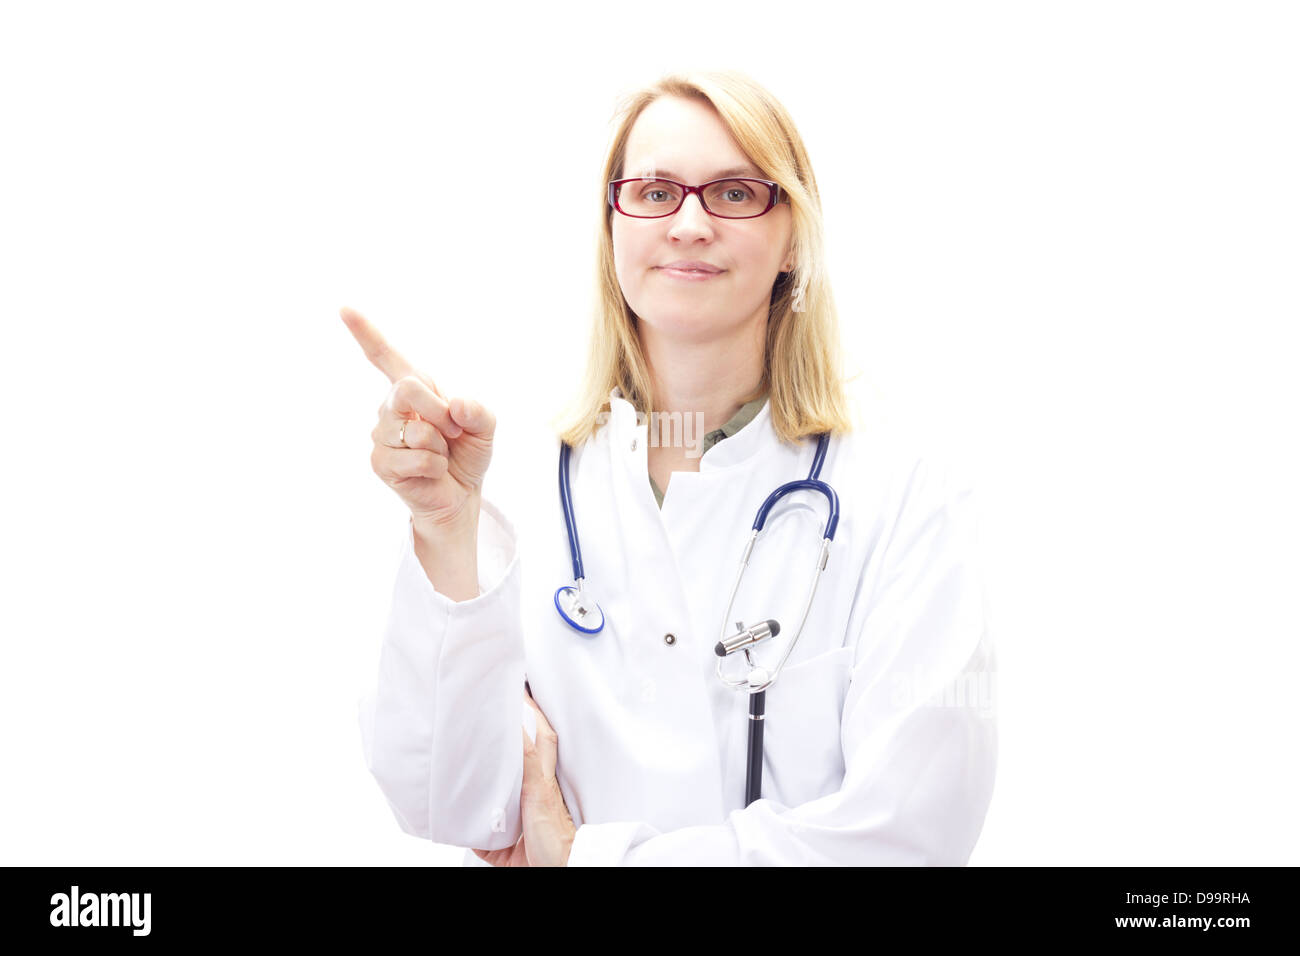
{"left": 551, "top": 69, "right": 856, "bottom": 449}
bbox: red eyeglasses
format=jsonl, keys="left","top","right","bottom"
{"left": 608, "top": 178, "right": 785, "bottom": 219}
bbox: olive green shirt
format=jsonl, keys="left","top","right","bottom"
{"left": 648, "top": 395, "right": 768, "bottom": 508}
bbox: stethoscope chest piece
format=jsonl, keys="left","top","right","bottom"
{"left": 555, "top": 584, "right": 604, "bottom": 634}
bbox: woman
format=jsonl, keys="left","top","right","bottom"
{"left": 346, "top": 70, "right": 997, "bottom": 866}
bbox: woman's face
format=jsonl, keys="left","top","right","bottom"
{"left": 612, "top": 95, "right": 793, "bottom": 344}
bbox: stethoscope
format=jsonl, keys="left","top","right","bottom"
{"left": 554, "top": 431, "right": 841, "bottom": 807}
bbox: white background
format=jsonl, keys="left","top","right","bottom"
{"left": 1, "top": 0, "right": 1296, "bottom": 866}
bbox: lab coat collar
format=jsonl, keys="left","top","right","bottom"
{"left": 607, "top": 386, "right": 775, "bottom": 474}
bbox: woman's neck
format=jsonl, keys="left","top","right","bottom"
{"left": 638, "top": 311, "right": 766, "bottom": 478}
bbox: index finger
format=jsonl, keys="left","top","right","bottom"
{"left": 340, "top": 306, "right": 442, "bottom": 395}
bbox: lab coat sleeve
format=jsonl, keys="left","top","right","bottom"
{"left": 357, "top": 496, "right": 528, "bottom": 850}
{"left": 566, "top": 455, "right": 998, "bottom": 866}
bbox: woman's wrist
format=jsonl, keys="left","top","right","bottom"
{"left": 410, "top": 494, "right": 482, "bottom": 601}
{"left": 411, "top": 492, "right": 481, "bottom": 541}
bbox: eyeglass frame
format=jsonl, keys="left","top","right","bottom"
{"left": 607, "top": 177, "right": 786, "bottom": 220}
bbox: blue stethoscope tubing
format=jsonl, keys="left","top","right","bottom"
{"left": 555, "top": 430, "right": 840, "bottom": 806}
{"left": 555, "top": 440, "right": 605, "bottom": 633}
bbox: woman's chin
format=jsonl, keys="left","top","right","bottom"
{"left": 636, "top": 314, "right": 734, "bottom": 344}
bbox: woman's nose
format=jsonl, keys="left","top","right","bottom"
{"left": 667, "top": 192, "right": 715, "bottom": 238}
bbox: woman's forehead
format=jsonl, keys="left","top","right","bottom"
{"left": 622, "top": 159, "right": 763, "bottom": 181}
{"left": 624, "top": 97, "right": 752, "bottom": 178}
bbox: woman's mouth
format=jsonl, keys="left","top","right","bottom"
{"left": 655, "top": 266, "right": 726, "bottom": 281}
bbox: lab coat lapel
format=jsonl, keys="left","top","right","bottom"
{"left": 645, "top": 397, "right": 837, "bottom": 808}
{"left": 606, "top": 390, "right": 835, "bottom": 814}
{"left": 565, "top": 387, "right": 729, "bottom": 824}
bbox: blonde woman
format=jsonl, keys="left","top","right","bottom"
{"left": 346, "top": 70, "right": 997, "bottom": 867}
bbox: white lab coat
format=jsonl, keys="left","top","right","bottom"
{"left": 358, "top": 386, "right": 997, "bottom": 866}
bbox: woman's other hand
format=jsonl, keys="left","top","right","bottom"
{"left": 473, "top": 692, "right": 577, "bottom": 867}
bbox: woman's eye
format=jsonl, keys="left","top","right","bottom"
{"left": 724, "top": 187, "right": 752, "bottom": 202}
{"left": 646, "top": 190, "right": 669, "bottom": 202}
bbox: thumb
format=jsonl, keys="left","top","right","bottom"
{"left": 523, "top": 695, "right": 558, "bottom": 778}
{"left": 448, "top": 396, "right": 495, "bottom": 439}
{"left": 521, "top": 725, "right": 542, "bottom": 788}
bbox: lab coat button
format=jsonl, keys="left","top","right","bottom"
{"left": 631, "top": 438, "right": 637, "bottom": 451}
{"left": 663, "top": 633, "right": 677, "bottom": 646}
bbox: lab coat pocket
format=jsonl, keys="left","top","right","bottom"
{"left": 759, "top": 644, "right": 854, "bottom": 807}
